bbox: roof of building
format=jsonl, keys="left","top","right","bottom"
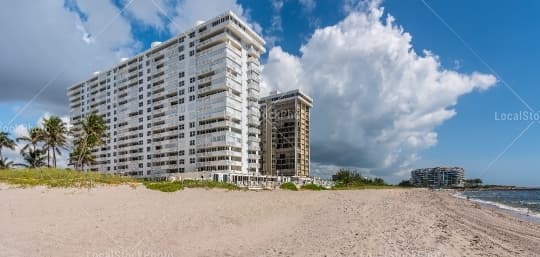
{"left": 259, "top": 89, "right": 313, "bottom": 106}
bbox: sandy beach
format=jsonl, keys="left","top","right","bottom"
{"left": 1, "top": 185, "right": 539, "bottom": 257}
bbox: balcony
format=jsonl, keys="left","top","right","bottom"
{"left": 197, "top": 120, "right": 242, "bottom": 131}
{"left": 247, "top": 73, "right": 260, "bottom": 83}
{"left": 248, "top": 137, "right": 261, "bottom": 144}
{"left": 248, "top": 127, "right": 260, "bottom": 135}
{"left": 248, "top": 143, "right": 260, "bottom": 151}
{"left": 196, "top": 150, "right": 242, "bottom": 158}
{"left": 196, "top": 159, "right": 242, "bottom": 168}
{"left": 196, "top": 133, "right": 242, "bottom": 148}
{"left": 247, "top": 57, "right": 259, "bottom": 65}
{"left": 197, "top": 31, "right": 229, "bottom": 52}
{"left": 247, "top": 90, "right": 259, "bottom": 101}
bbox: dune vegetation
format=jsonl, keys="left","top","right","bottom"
{"left": 0, "top": 168, "right": 136, "bottom": 188}
{"left": 143, "top": 179, "right": 241, "bottom": 192}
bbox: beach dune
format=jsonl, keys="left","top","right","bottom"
{"left": 0, "top": 185, "right": 539, "bottom": 257}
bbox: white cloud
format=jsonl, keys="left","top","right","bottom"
{"left": 122, "top": 0, "right": 168, "bottom": 30}
{"left": 13, "top": 125, "right": 29, "bottom": 139}
{"left": 262, "top": 4, "right": 497, "bottom": 180}
{"left": 4, "top": 124, "right": 28, "bottom": 166}
{"left": 262, "top": 0, "right": 285, "bottom": 47}
{"left": 299, "top": 0, "right": 316, "bottom": 12}
{"left": 343, "top": 0, "right": 382, "bottom": 13}
{"left": 0, "top": 0, "right": 138, "bottom": 112}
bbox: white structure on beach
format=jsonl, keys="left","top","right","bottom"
{"left": 67, "top": 11, "right": 265, "bottom": 177}
{"left": 410, "top": 167, "right": 465, "bottom": 188}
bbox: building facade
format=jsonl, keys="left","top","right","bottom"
{"left": 259, "top": 90, "right": 312, "bottom": 177}
{"left": 67, "top": 11, "right": 265, "bottom": 177}
{"left": 410, "top": 167, "right": 465, "bottom": 188}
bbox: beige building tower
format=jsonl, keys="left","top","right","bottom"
{"left": 259, "top": 89, "right": 312, "bottom": 177}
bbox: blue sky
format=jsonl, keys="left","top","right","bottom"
{"left": 0, "top": 0, "right": 538, "bottom": 186}
{"left": 381, "top": 0, "right": 540, "bottom": 186}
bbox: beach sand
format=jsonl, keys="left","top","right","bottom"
{"left": 1, "top": 185, "right": 539, "bottom": 257}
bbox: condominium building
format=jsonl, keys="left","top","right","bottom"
{"left": 259, "top": 89, "right": 312, "bottom": 177}
{"left": 410, "top": 167, "right": 465, "bottom": 188}
{"left": 67, "top": 11, "right": 265, "bottom": 177}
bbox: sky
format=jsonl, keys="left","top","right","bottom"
{"left": 0, "top": 0, "right": 538, "bottom": 186}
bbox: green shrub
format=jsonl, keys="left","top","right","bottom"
{"left": 182, "top": 179, "right": 240, "bottom": 190}
{"left": 279, "top": 182, "right": 298, "bottom": 191}
{"left": 332, "top": 169, "right": 387, "bottom": 187}
{"left": 143, "top": 181, "right": 183, "bottom": 192}
{"left": 300, "top": 183, "right": 326, "bottom": 190}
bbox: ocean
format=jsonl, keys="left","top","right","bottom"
{"left": 457, "top": 189, "right": 540, "bottom": 221}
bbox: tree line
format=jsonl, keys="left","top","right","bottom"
{"left": 332, "top": 169, "right": 387, "bottom": 187}
{"left": 0, "top": 114, "right": 106, "bottom": 170}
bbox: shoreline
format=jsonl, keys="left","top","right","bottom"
{"left": 453, "top": 190, "right": 540, "bottom": 224}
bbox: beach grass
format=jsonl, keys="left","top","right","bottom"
{"left": 0, "top": 168, "right": 410, "bottom": 192}
{"left": 142, "top": 179, "right": 240, "bottom": 192}
{"left": 280, "top": 182, "right": 298, "bottom": 191}
{"left": 332, "top": 184, "right": 398, "bottom": 190}
{"left": 300, "top": 183, "right": 327, "bottom": 190}
{"left": 143, "top": 181, "right": 183, "bottom": 192}
{"left": 0, "top": 168, "right": 136, "bottom": 188}
{"left": 182, "top": 179, "right": 241, "bottom": 190}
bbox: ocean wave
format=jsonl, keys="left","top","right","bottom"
{"left": 453, "top": 192, "right": 540, "bottom": 220}
{"left": 520, "top": 200, "right": 540, "bottom": 205}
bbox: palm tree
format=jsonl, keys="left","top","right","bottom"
{"left": 16, "top": 148, "right": 47, "bottom": 168}
{"left": 0, "top": 131, "right": 16, "bottom": 161}
{"left": 42, "top": 116, "right": 68, "bottom": 168}
{"left": 70, "top": 114, "right": 107, "bottom": 170}
{"left": 69, "top": 140, "right": 95, "bottom": 170}
{"left": 82, "top": 113, "right": 107, "bottom": 148}
{"left": 16, "top": 127, "right": 44, "bottom": 153}
{"left": 0, "top": 157, "right": 14, "bottom": 169}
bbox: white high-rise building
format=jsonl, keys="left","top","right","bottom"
{"left": 67, "top": 11, "right": 265, "bottom": 177}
